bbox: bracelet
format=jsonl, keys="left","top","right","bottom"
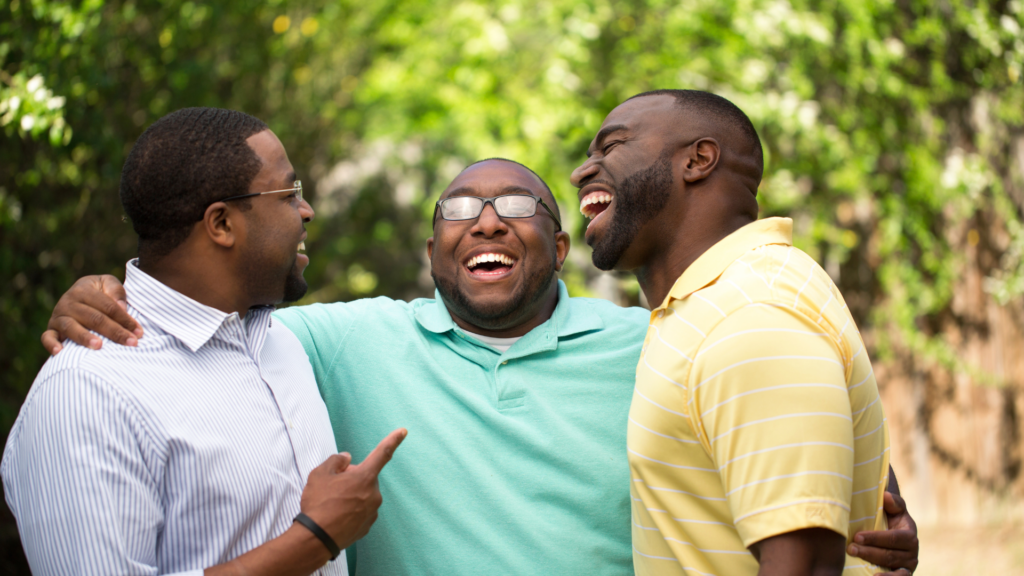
{"left": 293, "top": 512, "right": 341, "bottom": 561}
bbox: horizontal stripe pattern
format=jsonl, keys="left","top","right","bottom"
{"left": 2, "top": 261, "right": 344, "bottom": 576}
{"left": 629, "top": 218, "right": 890, "bottom": 576}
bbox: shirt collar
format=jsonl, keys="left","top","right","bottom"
{"left": 656, "top": 217, "right": 794, "bottom": 310}
{"left": 124, "top": 259, "right": 268, "bottom": 353}
{"left": 414, "top": 279, "right": 603, "bottom": 339}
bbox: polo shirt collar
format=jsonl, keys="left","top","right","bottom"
{"left": 414, "top": 279, "right": 603, "bottom": 339}
{"left": 124, "top": 259, "right": 264, "bottom": 353}
{"left": 656, "top": 217, "right": 793, "bottom": 310}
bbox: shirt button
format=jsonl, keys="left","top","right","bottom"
{"left": 502, "top": 361, "right": 508, "bottom": 365}
{"left": 658, "top": 310, "right": 664, "bottom": 318}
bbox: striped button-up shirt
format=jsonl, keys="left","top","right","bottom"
{"left": 2, "top": 261, "right": 346, "bottom": 576}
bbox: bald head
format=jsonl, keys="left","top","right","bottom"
{"left": 628, "top": 89, "right": 763, "bottom": 191}
{"left": 457, "top": 158, "right": 562, "bottom": 221}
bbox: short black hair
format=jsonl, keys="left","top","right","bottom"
{"left": 463, "top": 157, "right": 561, "bottom": 221}
{"left": 120, "top": 107, "right": 269, "bottom": 260}
{"left": 628, "top": 89, "right": 764, "bottom": 180}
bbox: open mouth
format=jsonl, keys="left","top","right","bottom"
{"left": 580, "top": 191, "right": 613, "bottom": 229}
{"left": 298, "top": 241, "right": 306, "bottom": 253}
{"left": 465, "top": 252, "right": 517, "bottom": 277}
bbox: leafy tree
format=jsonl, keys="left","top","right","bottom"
{"left": 2, "top": 0, "right": 1022, "bottom": 569}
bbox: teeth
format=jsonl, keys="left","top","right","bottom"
{"left": 298, "top": 241, "right": 305, "bottom": 252}
{"left": 580, "top": 193, "right": 612, "bottom": 218}
{"left": 466, "top": 253, "right": 515, "bottom": 269}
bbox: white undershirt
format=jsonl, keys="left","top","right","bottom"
{"left": 461, "top": 330, "right": 522, "bottom": 352}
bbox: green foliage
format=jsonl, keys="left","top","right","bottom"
{"left": 2, "top": 0, "right": 1023, "bottom": 566}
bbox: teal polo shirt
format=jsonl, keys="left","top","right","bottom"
{"left": 275, "top": 280, "right": 648, "bottom": 576}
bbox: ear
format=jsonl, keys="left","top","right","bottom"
{"left": 679, "top": 137, "right": 720, "bottom": 183}
{"left": 202, "top": 202, "right": 239, "bottom": 248}
{"left": 426, "top": 236, "right": 434, "bottom": 261}
{"left": 553, "top": 231, "right": 570, "bottom": 272}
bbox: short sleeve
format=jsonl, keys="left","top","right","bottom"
{"left": 1, "top": 370, "right": 181, "bottom": 575}
{"left": 689, "top": 303, "right": 855, "bottom": 547}
{"left": 274, "top": 302, "right": 358, "bottom": 387}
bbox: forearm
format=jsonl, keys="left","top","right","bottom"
{"left": 752, "top": 528, "right": 846, "bottom": 576}
{"left": 205, "top": 524, "right": 332, "bottom": 576}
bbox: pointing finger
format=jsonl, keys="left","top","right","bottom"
{"left": 359, "top": 428, "right": 408, "bottom": 476}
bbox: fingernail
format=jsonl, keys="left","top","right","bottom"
{"left": 89, "top": 339, "right": 101, "bottom": 350}
{"left": 52, "top": 345, "right": 62, "bottom": 354}
{"left": 847, "top": 544, "right": 858, "bottom": 555}
{"left": 126, "top": 337, "right": 138, "bottom": 347}
{"left": 134, "top": 328, "right": 144, "bottom": 338}
{"left": 118, "top": 299, "right": 128, "bottom": 310}
{"left": 855, "top": 534, "right": 865, "bottom": 544}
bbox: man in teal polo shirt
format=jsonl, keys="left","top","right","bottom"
{"left": 42, "top": 159, "right": 917, "bottom": 575}
{"left": 273, "top": 159, "right": 647, "bottom": 574}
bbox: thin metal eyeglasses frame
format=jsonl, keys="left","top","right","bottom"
{"left": 219, "top": 180, "right": 303, "bottom": 203}
{"left": 433, "top": 194, "right": 562, "bottom": 232}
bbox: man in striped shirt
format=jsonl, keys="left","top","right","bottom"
{"left": 572, "top": 90, "right": 904, "bottom": 575}
{"left": 3, "top": 108, "right": 406, "bottom": 576}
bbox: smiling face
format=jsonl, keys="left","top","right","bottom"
{"left": 238, "top": 130, "right": 315, "bottom": 304}
{"left": 427, "top": 160, "right": 569, "bottom": 333}
{"left": 571, "top": 95, "right": 689, "bottom": 271}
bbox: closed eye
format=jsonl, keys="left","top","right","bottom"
{"left": 602, "top": 141, "right": 622, "bottom": 155}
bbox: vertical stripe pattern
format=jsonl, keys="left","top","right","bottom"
{"left": 2, "top": 261, "right": 345, "bottom": 576}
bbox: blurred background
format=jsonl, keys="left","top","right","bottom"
{"left": 2, "top": 0, "right": 1023, "bottom": 572}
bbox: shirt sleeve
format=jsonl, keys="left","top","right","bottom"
{"left": 273, "top": 302, "right": 359, "bottom": 388}
{"left": 0, "top": 369, "right": 201, "bottom": 576}
{"left": 688, "top": 303, "right": 855, "bottom": 547}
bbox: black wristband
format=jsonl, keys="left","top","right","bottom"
{"left": 293, "top": 512, "right": 341, "bottom": 561}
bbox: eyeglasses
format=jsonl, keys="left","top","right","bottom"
{"left": 220, "top": 180, "right": 303, "bottom": 203}
{"left": 433, "top": 195, "right": 562, "bottom": 231}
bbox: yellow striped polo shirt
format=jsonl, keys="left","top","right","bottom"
{"left": 628, "top": 217, "right": 890, "bottom": 576}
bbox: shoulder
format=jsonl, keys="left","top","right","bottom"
{"left": 565, "top": 296, "right": 649, "bottom": 337}
{"left": 3, "top": 351, "right": 140, "bottom": 466}
{"left": 274, "top": 295, "right": 415, "bottom": 331}
{"left": 568, "top": 296, "right": 648, "bottom": 320}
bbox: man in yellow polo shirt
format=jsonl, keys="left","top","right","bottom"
{"left": 572, "top": 89, "right": 895, "bottom": 575}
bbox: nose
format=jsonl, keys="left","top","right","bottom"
{"left": 470, "top": 203, "right": 508, "bottom": 237}
{"left": 571, "top": 157, "right": 599, "bottom": 189}
{"left": 299, "top": 198, "right": 315, "bottom": 223}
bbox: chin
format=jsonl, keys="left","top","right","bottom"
{"left": 282, "top": 271, "right": 309, "bottom": 303}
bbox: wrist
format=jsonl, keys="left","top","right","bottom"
{"left": 293, "top": 512, "right": 342, "bottom": 561}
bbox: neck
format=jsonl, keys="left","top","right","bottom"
{"left": 636, "top": 212, "right": 754, "bottom": 308}
{"left": 138, "top": 249, "right": 255, "bottom": 319}
{"left": 447, "top": 280, "right": 560, "bottom": 338}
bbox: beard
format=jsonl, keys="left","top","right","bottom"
{"left": 431, "top": 259, "right": 556, "bottom": 330}
{"left": 241, "top": 245, "right": 309, "bottom": 305}
{"left": 591, "top": 151, "right": 674, "bottom": 271}
{"left": 282, "top": 264, "right": 309, "bottom": 302}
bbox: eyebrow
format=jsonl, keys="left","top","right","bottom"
{"left": 586, "top": 124, "right": 628, "bottom": 158}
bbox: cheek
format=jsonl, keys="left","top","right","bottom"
{"left": 430, "top": 231, "right": 462, "bottom": 272}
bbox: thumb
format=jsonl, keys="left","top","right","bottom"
{"left": 883, "top": 491, "right": 906, "bottom": 515}
{"left": 319, "top": 452, "right": 352, "bottom": 475}
{"left": 359, "top": 428, "right": 408, "bottom": 476}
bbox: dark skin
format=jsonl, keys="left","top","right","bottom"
{"left": 572, "top": 95, "right": 918, "bottom": 576}
{"left": 56, "top": 129, "right": 408, "bottom": 576}
{"left": 426, "top": 160, "right": 570, "bottom": 337}
{"left": 41, "top": 158, "right": 916, "bottom": 573}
